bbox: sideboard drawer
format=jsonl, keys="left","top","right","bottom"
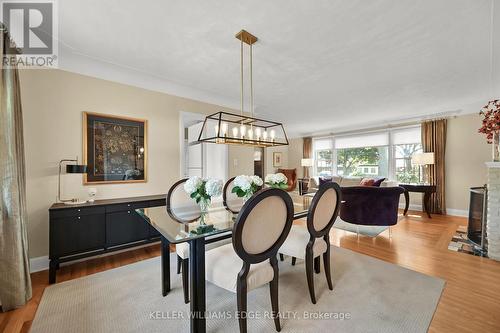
{"left": 50, "top": 206, "right": 105, "bottom": 219}
{"left": 50, "top": 214, "right": 105, "bottom": 258}
{"left": 106, "top": 201, "right": 149, "bottom": 213}
{"left": 149, "top": 199, "right": 166, "bottom": 207}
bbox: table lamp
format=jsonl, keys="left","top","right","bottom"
{"left": 301, "top": 158, "right": 313, "bottom": 178}
{"left": 411, "top": 152, "right": 434, "bottom": 184}
{"left": 58, "top": 157, "right": 88, "bottom": 205}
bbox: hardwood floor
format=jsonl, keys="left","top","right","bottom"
{"left": 1, "top": 210, "right": 500, "bottom": 332}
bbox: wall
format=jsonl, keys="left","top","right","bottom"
{"left": 446, "top": 113, "right": 490, "bottom": 213}
{"left": 287, "top": 138, "right": 304, "bottom": 178}
{"left": 264, "top": 146, "right": 289, "bottom": 175}
{"left": 20, "top": 69, "right": 245, "bottom": 258}
{"left": 228, "top": 146, "right": 254, "bottom": 177}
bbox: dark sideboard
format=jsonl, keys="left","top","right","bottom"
{"left": 48, "top": 194, "right": 166, "bottom": 284}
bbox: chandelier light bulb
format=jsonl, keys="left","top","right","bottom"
{"left": 248, "top": 128, "right": 254, "bottom": 139}
{"left": 255, "top": 127, "right": 261, "bottom": 139}
{"left": 240, "top": 124, "right": 246, "bottom": 137}
{"left": 221, "top": 122, "right": 228, "bottom": 136}
{"left": 263, "top": 130, "right": 268, "bottom": 140}
{"left": 270, "top": 129, "right": 276, "bottom": 140}
{"left": 232, "top": 127, "right": 239, "bottom": 137}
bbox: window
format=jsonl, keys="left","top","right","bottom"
{"left": 313, "top": 138, "right": 333, "bottom": 177}
{"left": 335, "top": 132, "right": 389, "bottom": 178}
{"left": 392, "top": 127, "right": 422, "bottom": 183}
{"left": 311, "top": 125, "right": 422, "bottom": 181}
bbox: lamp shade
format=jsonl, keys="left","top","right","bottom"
{"left": 411, "top": 152, "right": 435, "bottom": 166}
{"left": 66, "top": 164, "right": 88, "bottom": 173}
{"left": 301, "top": 158, "right": 313, "bottom": 167}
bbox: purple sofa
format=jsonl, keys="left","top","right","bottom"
{"left": 339, "top": 186, "right": 405, "bottom": 226}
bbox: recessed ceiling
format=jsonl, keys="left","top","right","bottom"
{"left": 58, "top": 0, "right": 495, "bottom": 136}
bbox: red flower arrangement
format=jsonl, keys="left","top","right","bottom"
{"left": 479, "top": 100, "right": 500, "bottom": 143}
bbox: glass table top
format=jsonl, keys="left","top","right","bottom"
{"left": 136, "top": 192, "right": 312, "bottom": 244}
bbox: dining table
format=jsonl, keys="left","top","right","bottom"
{"left": 136, "top": 192, "right": 312, "bottom": 333}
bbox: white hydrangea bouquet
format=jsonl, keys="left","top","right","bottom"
{"left": 265, "top": 173, "right": 288, "bottom": 190}
{"left": 232, "top": 175, "right": 263, "bottom": 201}
{"left": 184, "top": 176, "right": 223, "bottom": 218}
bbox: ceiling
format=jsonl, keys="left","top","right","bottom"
{"left": 58, "top": 0, "right": 496, "bottom": 137}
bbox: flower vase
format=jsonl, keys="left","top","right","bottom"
{"left": 493, "top": 131, "right": 500, "bottom": 162}
{"left": 198, "top": 199, "right": 210, "bottom": 225}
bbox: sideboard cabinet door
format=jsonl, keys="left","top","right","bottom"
{"left": 50, "top": 214, "right": 105, "bottom": 258}
{"left": 106, "top": 211, "right": 150, "bottom": 247}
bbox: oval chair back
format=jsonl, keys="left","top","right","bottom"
{"left": 307, "top": 182, "right": 342, "bottom": 238}
{"left": 233, "top": 188, "right": 294, "bottom": 264}
{"left": 166, "top": 179, "right": 201, "bottom": 223}
{"left": 223, "top": 177, "right": 245, "bottom": 214}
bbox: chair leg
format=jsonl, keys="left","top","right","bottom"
{"left": 314, "top": 256, "right": 321, "bottom": 274}
{"left": 305, "top": 249, "right": 316, "bottom": 304}
{"left": 237, "top": 277, "right": 248, "bottom": 333}
{"left": 323, "top": 239, "right": 333, "bottom": 291}
{"left": 182, "top": 259, "right": 189, "bottom": 304}
{"left": 279, "top": 253, "right": 284, "bottom": 261}
{"left": 291, "top": 257, "right": 296, "bottom": 266}
{"left": 269, "top": 257, "right": 281, "bottom": 332}
{"left": 177, "top": 255, "right": 182, "bottom": 275}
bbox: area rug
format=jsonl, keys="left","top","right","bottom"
{"left": 31, "top": 247, "right": 444, "bottom": 333}
{"left": 333, "top": 219, "right": 389, "bottom": 237}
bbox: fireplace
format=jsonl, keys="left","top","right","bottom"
{"left": 468, "top": 186, "right": 487, "bottom": 254}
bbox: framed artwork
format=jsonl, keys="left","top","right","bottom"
{"left": 83, "top": 112, "right": 147, "bottom": 184}
{"left": 273, "top": 152, "right": 283, "bottom": 167}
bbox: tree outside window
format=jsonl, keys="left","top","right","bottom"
{"left": 394, "top": 143, "right": 422, "bottom": 183}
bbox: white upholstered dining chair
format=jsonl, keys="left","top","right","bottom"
{"left": 205, "top": 188, "right": 294, "bottom": 333}
{"left": 222, "top": 176, "right": 245, "bottom": 214}
{"left": 279, "top": 182, "right": 341, "bottom": 304}
{"left": 167, "top": 179, "right": 231, "bottom": 304}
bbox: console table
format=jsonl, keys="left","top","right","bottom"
{"left": 48, "top": 194, "right": 166, "bottom": 284}
{"left": 399, "top": 184, "right": 436, "bottom": 218}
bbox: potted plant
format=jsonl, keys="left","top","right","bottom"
{"left": 184, "top": 176, "right": 223, "bottom": 224}
{"left": 231, "top": 175, "right": 263, "bottom": 201}
{"left": 479, "top": 100, "right": 500, "bottom": 161}
{"left": 265, "top": 173, "right": 288, "bottom": 190}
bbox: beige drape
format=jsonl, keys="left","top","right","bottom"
{"left": 303, "top": 137, "right": 312, "bottom": 178}
{"left": 421, "top": 119, "right": 447, "bottom": 215}
{"left": 0, "top": 24, "right": 32, "bottom": 311}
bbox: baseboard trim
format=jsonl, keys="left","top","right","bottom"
{"left": 30, "top": 256, "right": 50, "bottom": 273}
{"left": 398, "top": 204, "right": 468, "bottom": 217}
{"left": 445, "top": 209, "right": 469, "bottom": 217}
{"left": 29, "top": 241, "right": 160, "bottom": 273}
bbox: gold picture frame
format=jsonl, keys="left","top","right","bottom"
{"left": 273, "top": 152, "right": 283, "bottom": 167}
{"left": 83, "top": 112, "right": 148, "bottom": 185}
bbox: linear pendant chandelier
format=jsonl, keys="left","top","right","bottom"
{"left": 197, "top": 30, "right": 289, "bottom": 147}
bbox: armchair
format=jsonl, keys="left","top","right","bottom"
{"left": 339, "top": 186, "right": 404, "bottom": 227}
{"left": 277, "top": 168, "right": 297, "bottom": 192}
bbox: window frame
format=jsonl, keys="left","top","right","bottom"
{"left": 311, "top": 125, "right": 421, "bottom": 181}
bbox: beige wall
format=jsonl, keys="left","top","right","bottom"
{"left": 264, "top": 146, "right": 289, "bottom": 175}
{"left": 287, "top": 138, "right": 304, "bottom": 178}
{"left": 446, "top": 113, "right": 490, "bottom": 212}
{"left": 228, "top": 146, "right": 254, "bottom": 177}
{"left": 20, "top": 69, "right": 244, "bottom": 258}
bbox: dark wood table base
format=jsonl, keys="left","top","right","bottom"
{"left": 399, "top": 184, "right": 437, "bottom": 219}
